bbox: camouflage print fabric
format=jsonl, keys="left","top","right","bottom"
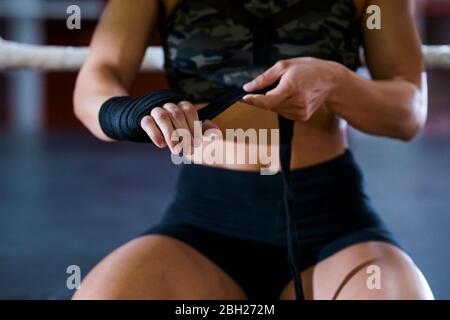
{"left": 159, "top": 0, "right": 362, "bottom": 102}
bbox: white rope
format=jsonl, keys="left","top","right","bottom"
{"left": 423, "top": 45, "right": 450, "bottom": 69}
{"left": 1, "top": 37, "right": 450, "bottom": 71}
{"left": 0, "top": 38, "right": 164, "bottom": 71}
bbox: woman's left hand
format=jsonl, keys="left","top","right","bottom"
{"left": 242, "top": 57, "right": 344, "bottom": 121}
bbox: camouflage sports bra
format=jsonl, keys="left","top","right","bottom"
{"left": 159, "top": 0, "right": 362, "bottom": 102}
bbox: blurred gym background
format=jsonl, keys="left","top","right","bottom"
{"left": 0, "top": 0, "right": 449, "bottom": 299}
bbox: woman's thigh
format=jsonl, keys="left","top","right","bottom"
{"left": 72, "top": 235, "right": 247, "bottom": 300}
{"left": 279, "top": 241, "right": 434, "bottom": 300}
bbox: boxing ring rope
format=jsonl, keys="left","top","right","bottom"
{"left": 0, "top": 38, "right": 165, "bottom": 71}
{"left": 1, "top": 37, "right": 450, "bottom": 71}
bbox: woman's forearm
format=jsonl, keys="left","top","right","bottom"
{"left": 329, "top": 66, "right": 427, "bottom": 141}
{"left": 73, "top": 62, "right": 128, "bottom": 141}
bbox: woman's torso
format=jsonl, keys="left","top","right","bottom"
{"left": 159, "top": 0, "right": 365, "bottom": 171}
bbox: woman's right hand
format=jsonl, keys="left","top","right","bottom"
{"left": 140, "top": 101, "right": 219, "bottom": 155}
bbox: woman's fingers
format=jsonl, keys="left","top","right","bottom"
{"left": 140, "top": 115, "right": 166, "bottom": 148}
{"left": 163, "top": 102, "right": 194, "bottom": 150}
{"left": 141, "top": 101, "right": 222, "bottom": 153}
{"left": 178, "top": 101, "right": 201, "bottom": 147}
{"left": 150, "top": 107, "right": 179, "bottom": 153}
{"left": 243, "top": 75, "right": 292, "bottom": 109}
{"left": 202, "top": 119, "right": 220, "bottom": 132}
{"left": 202, "top": 120, "right": 221, "bottom": 141}
{"left": 242, "top": 92, "right": 285, "bottom": 109}
{"left": 142, "top": 101, "right": 202, "bottom": 155}
{"left": 243, "top": 60, "right": 287, "bottom": 92}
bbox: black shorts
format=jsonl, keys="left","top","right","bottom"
{"left": 144, "top": 150, "right": 400, "bottom": 300}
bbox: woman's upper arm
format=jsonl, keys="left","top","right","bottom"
{"left": 86, "top": 0, "right": 160, "bottom": 88}
{"left": 362, "top": 0, "right": 424, "bottom": 86}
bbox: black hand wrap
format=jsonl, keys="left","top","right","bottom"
{"left": 98, "top": 85, "right": 276, "bottom": 143}
{"left": 99, "top": 89, "right": 187, "bottom": 143}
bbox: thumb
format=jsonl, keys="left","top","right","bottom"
{"left": 243, "top": 62, "right": 285, "bottom": 92}
{"left": 202, "top": 119, "right": 220, "bottom": 133}
{"left": 202, "top": 120, "right": 222, "bottom": 141}
{"left": 242, "top": 79, "right": 289, "bottom": 109}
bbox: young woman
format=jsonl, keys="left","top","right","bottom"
{"left": 73, "top": 0, "right": 433, "bottom": 299}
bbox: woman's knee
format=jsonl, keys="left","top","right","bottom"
{"left": 335, "top": 243, "right": 434, "bottom": 300}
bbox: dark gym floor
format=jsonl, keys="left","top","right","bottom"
{"left": 0, "top": 130, "right": 449, "bottom": 299}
